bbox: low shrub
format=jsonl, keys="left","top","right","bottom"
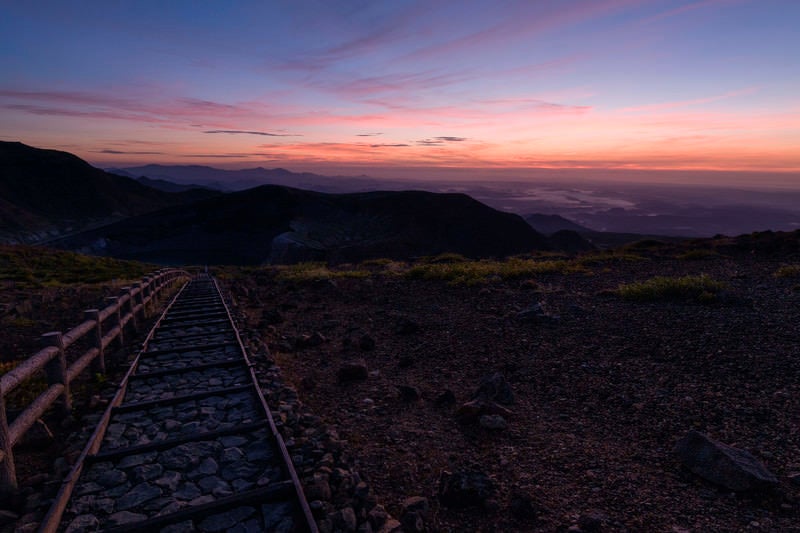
{"left": 274, "top": 262, "right": 370, "bottom": 282}
{"left": 617, "top": 274, "right": 725, "bottom": 303}
{"left": 774, "top": 265, "right": 800, "bottom": 278}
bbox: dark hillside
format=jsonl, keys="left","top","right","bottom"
{"left": 0, "top": 141, "right": 218, "bottom": 241}
{"left": 55, "top": 185, "right": 550, "bottom": 264}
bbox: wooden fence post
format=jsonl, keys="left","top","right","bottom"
{"left": 132, "top": 282, "right": 144, "bottom": 323}
{"left": 120, "top": 287, "right": 137, "bottom": 332}
{"left": 41, "top": 332, "right": 71, "bottom": 416}
{"left": 0, "top": 383, "right": 17, "bottom": 496}
{"left": 141, "top": 277, "right": 152, "bottom": 317}
{"left": 106, "top": 296, "right": 123, "bottom": 348}
{"left": 84, "top": 309, "right": 105, "bottom": 375}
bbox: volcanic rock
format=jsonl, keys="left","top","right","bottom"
{"left": 674, "top": 430, "right": 778, "bottom": 491}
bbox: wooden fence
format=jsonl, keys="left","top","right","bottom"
{"left": 0, "top": 269, "right": 189, "bottom": 494}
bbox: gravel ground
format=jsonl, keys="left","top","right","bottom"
{"left": 235, "top": 249, "right": 800, "bottom": 532}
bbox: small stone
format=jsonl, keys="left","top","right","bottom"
{"left": 578, "top": 511, "right": 606, "bottom": 532}
{"left": 397, "top": 385, "right": 421, "bottom": 402}
{"left": 402, "top": 496, "right": 429, "bottom": 517}
{"left": 398, "top": 355, "right": 414, "bottom": 368}
{"left": 789, "top": 473, "right": 800, "bottom": 487}
{"left": 108, "top": 511, "right": 146, "bottom": 526}
{"left": 400, "top": 511, "right": 424, "bottom": 532}
{"left": 359, "top": 334, "right": 376, "bottom": 351}
{"left": 309, "top": 500, "right": 327, "bottom": 519}
{"left": 434, "top": 389, "right": 456, "bottom": 407}
{"left": 509, "top": 489, "right": 538, "bottom": 520}
{"left": 368, "top": 505, "right": 389, "bottom": 529}
{"left": 395, "top": 318, "right": 420, "bottom": 335}
{"left": 338, "top": 360, "right": 368, "bottom": 382}
{"left": 472, "top": 372, "right": 515, "bottom": 405}
{"left": 96, "top": 469, "right": 127, "bottom": 488}
{"left": 306, "top": 479, "right": 332, "bottom": 501}
{"left": 378, "top": 518, "right": 402, "bottom": 533}
{"left": 479, "top": 414, "right": 508, "bottom": 431}
{"left": 115, "top": 482, "right": 162, "bottom": 511}
{"left": 438, "top": 469, "right": 495, "bottom": 508}
{"left": 65, "top": 514, "right": 98, "bottom": 533}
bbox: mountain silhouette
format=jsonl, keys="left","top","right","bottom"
{"left": 0, "top": 141, "right": 218, "bottom": 242}
{"left": 55, "top": 185, "right": 551, "bottom": 265}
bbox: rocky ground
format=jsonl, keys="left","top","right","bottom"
{"left": 229, "top": 244, "right": 800, "bottom": 532}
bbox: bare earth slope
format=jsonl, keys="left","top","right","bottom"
{"left": 231, "top": 244, "right": 800, "bottom": 532}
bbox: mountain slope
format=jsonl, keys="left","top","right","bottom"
{"left": 0, "top": 141, "right": 218, "bottom": 242}
{"left": 56, "top": 185, "right": 550, "bottom": 265}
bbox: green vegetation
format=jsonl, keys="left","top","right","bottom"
{"left": 616, "top": 274, "right": 725, "bottom": 303}
{"left": 774, "top": 264, "right": 800, "bottom": 278}
{"left": 274, "top": 262, "right": 370, "bottom": 282}
{"left": 577, "top": 251, "right": 646, "bottom": 266}
{"left": 405, "top": 257, "right": 587, "bottom": 286}
{"left": 676, "top": 249, "right": 719, "bottom": 261}
{"left": 0, "top": 244, "right": 154, "bottom": 287}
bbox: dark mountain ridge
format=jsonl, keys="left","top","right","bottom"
{"left": 0, "top": 141, "right": 218, "bottom": 243}
{"left": 55, "top": 184, "right": 552, "bottom": 265}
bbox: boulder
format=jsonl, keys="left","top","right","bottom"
{"left": 674, "top": 430, "right": 778, "bottom": 491}
{"left": 438, "top": 469, "right": 495, "bottom": 508}
{"left": 472, "top": 372, "right": 514, "bottom": 405}
{"left": 479, "top": 414, "right": 508, "bottom": 431}
{"left": 338, "top": 360, "right": 368, "bottom": 383}
{"left": 397, "top": 385, "right": 421, "bottom": 402}
{"left": 359, "top": 334, "right": 376, "bottom": 351}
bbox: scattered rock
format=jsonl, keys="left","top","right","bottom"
{"left": 479, "top": 414, "right": 508, "bottom": 430}
{"left": 516, "top": 302, "right": 559, "bottom": 323}
{"left": 400, "top": 511, "right": 424, "bottom": 532}
{"left": 674, "top": 430, "right": 779, "bottom": 491}
{"left": 397, "top": 385, "right": 421, "bottom": 402}
{"left": 434, "top": 389, "right": 456, "bottom": 407}
{"left": 789, "top": 473, "right": 800, "bottom": 487}
{"left": 300, "top": 376, "right": 316, "bottom": 391}
{"left": 298, "top": 332, "right": 326, "bottom": 349}
{"left": 398, "top": 355, "right": 414, "bottom": 368}
{"left": 359, "top": 334, "right": 376, "bottom": 351}
{"left": 338, "top": 360, "right": 368, "bottom": 383}
{"left": 64, "top": 514, "right": 98, "bottom": 533}
{"left": 395, "top": 318, "right": 420, "bottom": 335}
{"left": 578, "top": 511, "right": 607, "bottom": 532}
{"left": 401, "top": 496, "right": 429, "bottom": 517}
{"left": 509, "top": 489, "right": 538, "bottom": 521}
{"left": 456, "top": 399, "right": 513, "bottom": 423}
{"left": 438, "top": 469, "right": 495, "bottom": 508}
{"left": 472, "top": 372, "right": 515, "bottom": 405}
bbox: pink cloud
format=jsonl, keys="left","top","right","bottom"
{"left": 620, "top": 87, "right": 760, "bottom": 113}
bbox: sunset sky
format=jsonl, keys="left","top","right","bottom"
{"left": 0, "top": 0, "right": 798, "bottom": 180}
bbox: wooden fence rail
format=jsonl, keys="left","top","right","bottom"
{"left": 0, "top": 268, "right": 189, "bottom": 495}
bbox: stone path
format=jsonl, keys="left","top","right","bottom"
{"left": 43, "top": 276, "right": 316, "bottom": 532}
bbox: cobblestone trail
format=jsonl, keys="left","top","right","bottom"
{"left": 43, "top": 276, "right": 317, "bottom": 533}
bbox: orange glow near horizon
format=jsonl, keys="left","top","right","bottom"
{"left": 1, "top": 2, "right": 799, "bottom": 183}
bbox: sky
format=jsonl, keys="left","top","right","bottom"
{"left": 0, "top": 0, "right": 799, "bottom": 183}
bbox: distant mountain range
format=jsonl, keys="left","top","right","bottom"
{"left": 3, "top": 142, "right": 586, "bottom": 264}
{"left": 107, "top": 164, "right": 380, "bottom": 193}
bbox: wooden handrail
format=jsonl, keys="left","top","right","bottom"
{"left": 0, "top": 268, "right": 189, "bottom": 495}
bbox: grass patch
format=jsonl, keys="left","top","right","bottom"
{"left": 274, "top": 262, "right": 371, "bottom": 282}
{"left": 676, "top": 249, "right": 719, "bottom": 261}
{"left": 616, "top": 274, "right": 725, "bottom": 303}
{"left": 578, "top": 251, "right": 646, "bottom": 266}
{"left": 405, "top": 257, "right": 587, "bottom": 286}
{"left": 0, "top": 244, "right": 154, "bottom": 287}
{"left": 774, "top": 264, "right": 800, "bottom": 278}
